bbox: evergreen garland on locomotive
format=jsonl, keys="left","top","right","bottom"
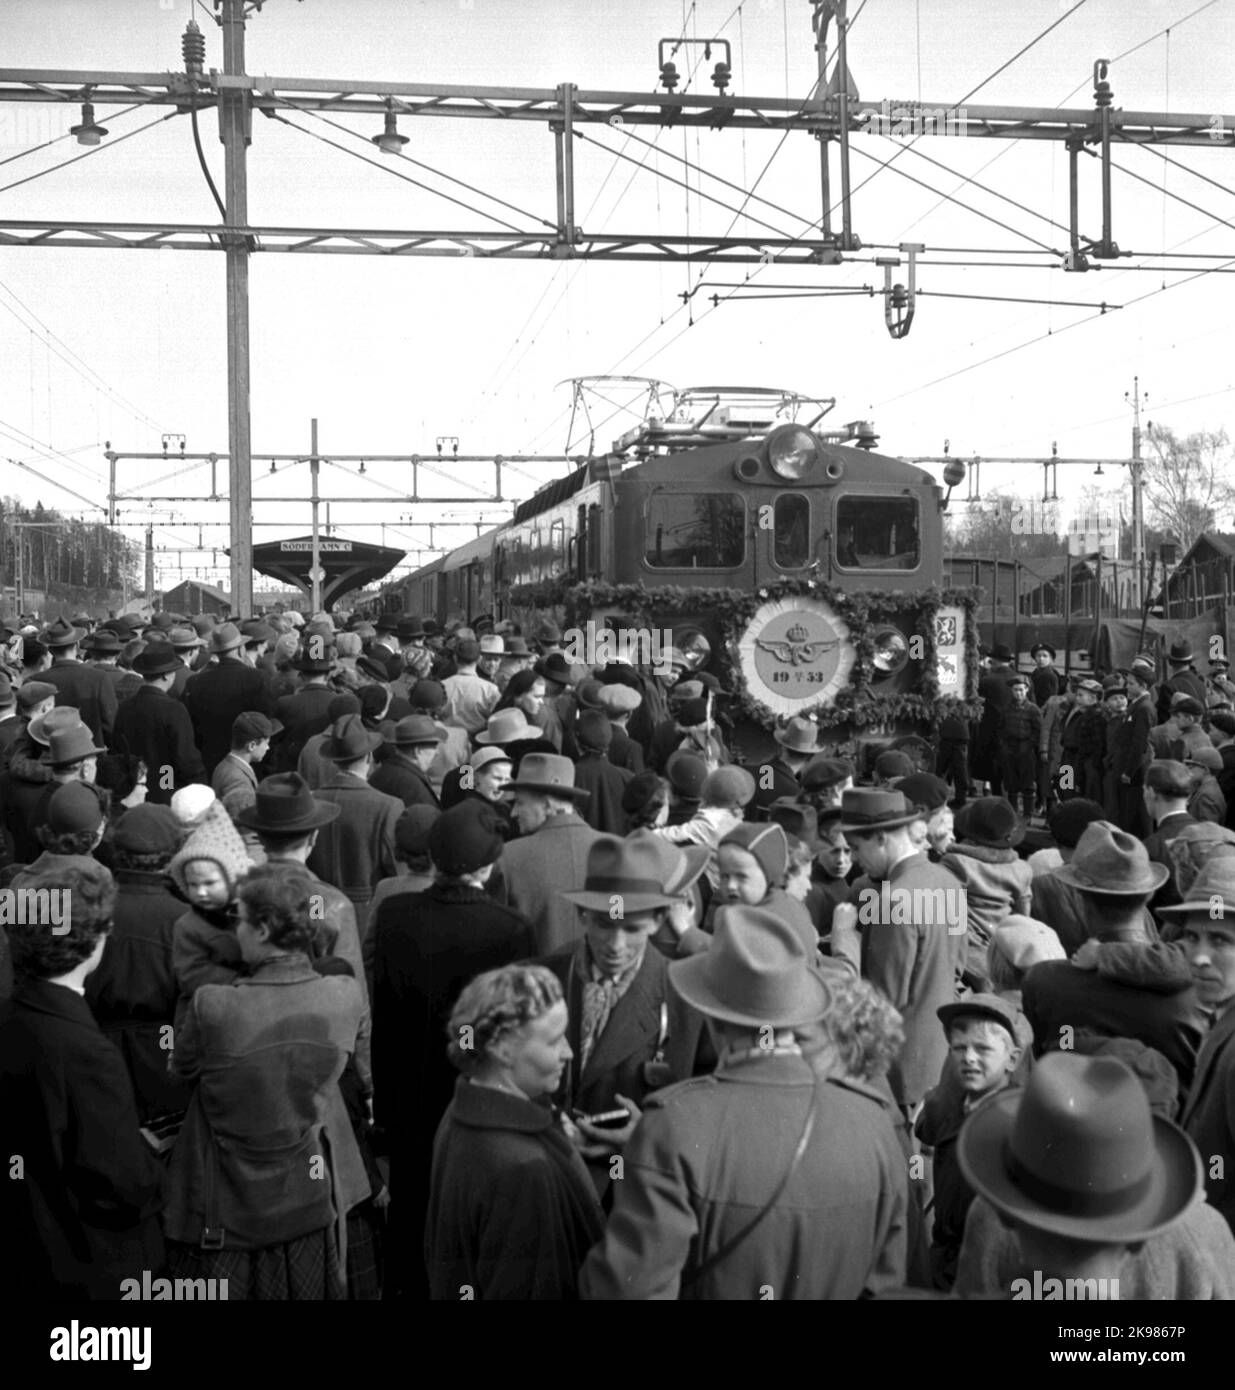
{"left": 377, "top": 388, "right": 980, "bottom": 771}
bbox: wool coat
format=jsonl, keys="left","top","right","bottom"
{"left": 42, "top": 655, "right": 118, "bottom": 748}
{"left": 163, "top": 956, "right": 370, "bottom": 1252}
{"left": 941, "top": 842, "right": 1033, "bottom": 991}
{"left": 370, "top": 749, "right": 440, "bottom": 810}
{"left": 84, "top": 868, "right": 192, "bottom": 1122}
{"left": 1029, "top": 870, "right": 1158, "bottom": 957}
{"left": 0, "top": 979, "right": 165, "bottom": 1299}
{"left": 1181, "top": 1002, "right": 1235, "bottom": 1232}
{"left": 426, "top": 1078, "right": 604, "bottom": 1300}
{"left": 372, "top": 882, "right": 536, "bottom": 1295}
{"left": 573, "top": 751, "right": 634, "bottom": 835}
{"left": 859, "top": 851, "right": 966, "bottom": 1106}
{"left": 1022, "top": 950, "right": 1206, "bottom": 1101}
{"left": 211, "top": 752, "right": 259, "bottom": 819}
{"left": 607, "top": 723, "right": 645, "bottom": 775}
{"left": 500, "top": 812, "right": 605, "bottom": 955}
{"left": 955, "top": 1192, "right": 1235, "bottom": 1299}
{"left": 306, "top": 771, "right": 401, "bottom": 938}
{"left": 182, "top": 656, "right": 277, "bottom": 775}
{"left": 578, "top": 1051, "right": 909, "bottom": 1300}
{"left": 113, "top": 683, "right": 206, "bottom": 804}
{"left": 273, "top": 683, "right": 338, "bottom": 774}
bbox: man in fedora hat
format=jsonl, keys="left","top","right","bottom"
{"left": 182, "top": 622, "right": 277, "bottom": 777}
{"left": 750, "top": 716, "right": 819, "bottom": 820}
{"left": 499, "top": 752, "right": 603, "bottom": 955}
{"left": 371, "top": 715, "right": 445, "bottom": 811}
{"left": 537, "top": 835, "right": 688, "bottom": 1196}
{"left": 955, "top": 1051, "right": 1210, "bottom": 1297}
{"left": 28, "top": 722, "right": 108, "bottom": 848}
{"left": 1158, "top": 637, "right": 1207, "bottom": 726}
{"left": 234, "top": 772, "right": 369, "bottom": 1062}
{"left": 38, "top": 617, "right": 118, "bottom": 751}
{"left": 167, "top": 624, "right": 210, "bottom": 690}
{"left": 580, "top": 905, "right": 909, "bottom": 1299}
{"left": 1111, "top": 661, "right": 1156, "bottom": 837}
{"left": 1165, "top": 858, "right": 1235, "bottom": 1232}
{"left": 113, "top": 645, "right": 205, "bottom": 806}
{"left": 82, "top": 627, "right": 141, "bottom": 706}
{"left": 833, "top": 787, "right": 966, "bottom": 1113}
{"left": 1021, "top": 821, "right": 1206, "bottom": 1103}
{"left": 272, "top": 637, "right": 339, "bottom": 774}
{"left": 307, "top": 714, "right": 401, "bottom": 939}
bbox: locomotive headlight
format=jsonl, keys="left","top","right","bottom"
{"left": 766, "top": 425, "right": 818, "bottom": 480}
{"left": 871, "top": 626, "right": 910, "bottom": 677}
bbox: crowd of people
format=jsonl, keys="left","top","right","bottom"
{"left": 1, "top": 606, "right": 1233, "bottom": 1301}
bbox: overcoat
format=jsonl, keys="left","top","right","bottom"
{"left": 0, "top": 979, "right": 165, "bottom": 1299}
{"left": 182, "top": 655, "right": 276, "bottom": 775}
{"left": 578, "top": 1051, "right": 909, "bottom": 1300}
{"left": 307, "top": 771, "right": 401, "bottom": 937}
{"left": 84, "top": 868, "right": 192, "bottom": 1122}
{"left": 859, "top": 851, "right": 966, "bottom": 1106}
{"left": 42, "top": 655, "right": 118, "bottom": 748}
{"left": 573, "top": 751, "right": 633, "bottom": 835}
{"left": 162, "top": 957, "right": 369, "bottom": 1252}
{"left": 370, "top": 748, "right": 440, "bottom": 810}
{"left": 113, "top": 683, "right": 205, "bottom": 803}
{"left": 499, "top": 812, "right": 604, "bottom": 955}
{"left": 426, "top": 1078, "right": 604, "bottom": 1300}
{"left": 1181, "top": 1002, "right": 1235, "bottom": 1232}
{"left": 1022, "top": 953, "right": 1206, "bottom": 1100}
{"left": 273, "top": 684, "right": 338, "bottom": 774}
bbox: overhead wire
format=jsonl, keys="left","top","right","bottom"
{"left": 0, "top": 109, "right": 179, "bottom": 197}
{"left": 0, "top": 102, "right": 145, "bottom": 171}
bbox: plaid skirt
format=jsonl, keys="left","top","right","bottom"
{"left": 166, "top": 1210, "right": 380, "bottom": 1301}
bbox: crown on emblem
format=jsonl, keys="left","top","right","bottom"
{"left": 786, "top": 623, "right": 809, "bottom": 643}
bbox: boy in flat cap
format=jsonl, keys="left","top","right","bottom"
{"left": 916, "top": 994, "right": 1023, "bottom": 1289}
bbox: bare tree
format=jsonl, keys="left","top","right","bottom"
{"left": 944, "top": 489, "right": 1063, "bottom": 561}
{"left": 1142, "top": 423, "right": 1235, "bottom": 552}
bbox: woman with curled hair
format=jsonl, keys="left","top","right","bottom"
{"left": 425, "top": 962, "right": 603, "bottom": 1300}
{"left": 0, "top": 861, "right": 166, "bottom": 1299}
{"left": 162, "top": 860, "right": 372, "bottom": 1300}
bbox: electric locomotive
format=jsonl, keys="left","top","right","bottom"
{"left": 378, "top": 386, "right": 980, "bottom": 768}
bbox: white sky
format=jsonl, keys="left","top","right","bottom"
{"left": 1, "top": 0, "right": 1233, "bottom": 592}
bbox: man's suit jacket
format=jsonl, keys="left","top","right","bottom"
{"left": 273, "top": 683, "right": 338, "bottom": 774}
{"left": 113, "top": 684, "right": 205, "bottom": 804}
{"left": 307, "top": 771, "right": 401, "bottom": 937}
{"left": 211, "top": 752, "right": 258, "bottom": 818}
{"left": 43, "top": 656, "right": 118, "bottom": 749}
{"left": 370, "top": 749, "right": 440, "bottom": 810}
{"left": 182, "top": 655, "right": 276, "bottom": 775}
{"left": 499, "top": 813, "right": 605, "bottom": 956}
{"left": 0, "top": 979, "right": 164, "bottom": 1299}
{"left": 96, "top": 663, "right": 142, "bottom": 706}
{"left": 859, "top": 851, "right": 966, "bottom": 1106}
{"left": 1181, "top": 1004, "right": 1235, "bottom": 1232}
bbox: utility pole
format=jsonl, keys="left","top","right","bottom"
{"left": 145, "top": 524, "right": 155, "bottom": 605}
{"left": 220, "top": 0, "right": 254, "bottom": 617}
{"left": 310, "top": 418, "right": 322, "bottom": 614}
{"left": 1127, "top": 377, "right": 1147, "bottom": 608}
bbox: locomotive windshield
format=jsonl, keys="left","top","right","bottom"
{"left": 834, "top": 496, "right": 920, "bottom": 570}
{"left": 774, "top": 494, "right": 810, "bottom": 569}
{"left": 645, "top": 491, "right": 746, "bottom": 569}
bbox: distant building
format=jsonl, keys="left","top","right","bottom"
{"left": 1066, "top": 502, "right": 1120, "bottom": 560}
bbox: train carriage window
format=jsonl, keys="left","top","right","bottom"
{"left": 773, "top": 493, "right": 810, "bottom": 569}
{"left": 645, "top": 491, "right": 745, "bottom": 569}
{"left": 834, "top": 496, "right": 920, "bottom": 571}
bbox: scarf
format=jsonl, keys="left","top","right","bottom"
{"left": 576, "top": 939, "right": 644, "bottom": 1073}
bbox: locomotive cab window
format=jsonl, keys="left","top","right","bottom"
{"left": 834, "top": 496, "right": 920, "bottom": 571}
{"left": 645, "top": 491, "right": 745, "bottom": 569}
{"left": 773, "top": 493, "right": 809, "bottom": 569}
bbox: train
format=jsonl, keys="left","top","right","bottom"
{"left": 373, "top": 386, "right": 981, "bottom": 766}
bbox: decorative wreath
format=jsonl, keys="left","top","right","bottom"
{"left": 508, "top": 575, "right": 982, "bottom": 733}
